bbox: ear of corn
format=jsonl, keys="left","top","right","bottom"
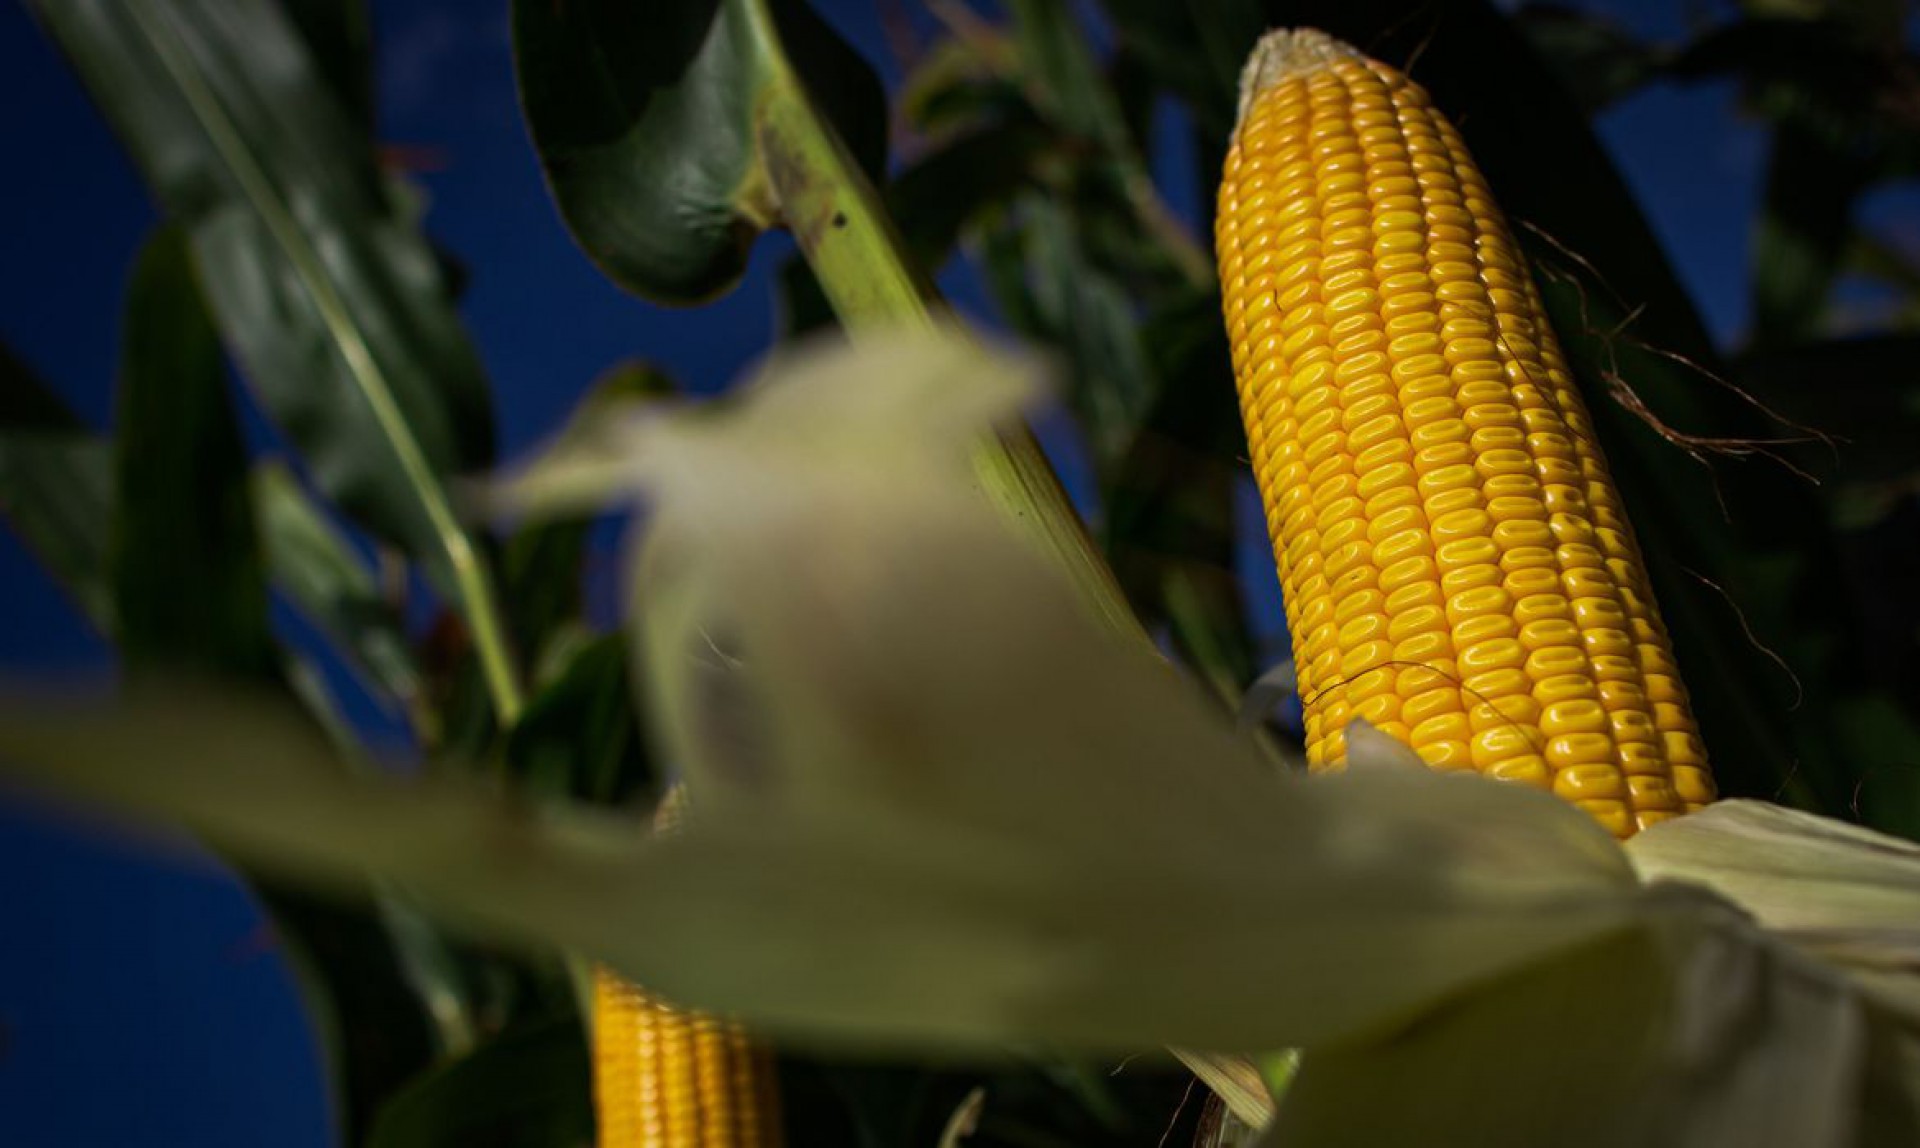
{"left": 590, "top": 967, "right": 783, "bottom": 1148}
{"left": 1216, "top": 29, "right": 1715, "bottom": 838}
{"left": 591, "top": 789, "right": 783, "bottom": 1147}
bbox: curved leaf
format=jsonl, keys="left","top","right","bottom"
{"left": 0, "top": 347, "right": 114, "bottom": 631}
{"left": 513, "top": 0, "right": 886, "bottom": 303}
{"left": 30, "top": 0, "right": 505, "bottom": 646}
{"left": 1514, "top": 4, "right": 1665, "bottom": 113}
{"left": 110, "top": 226, "right": 275, "bottom": 679}
{"left": 254, "top": 462, "right": 421, "bottom": 707}
{"left": 364, "top": 1015, "right": 592, "bottom": 1148}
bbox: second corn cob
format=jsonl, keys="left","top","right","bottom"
{"left": 591, "top": 967, "right": 782, "bottom": 1148}
{"left": 1217, "top": 29, "right": 1715, "bottom": 837}
{"left": 591, "top": 790, "right": 782, "bottom": 1148}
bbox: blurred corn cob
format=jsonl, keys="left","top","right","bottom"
{"left": 591, "top": 790, "right": 781, "bottom": 1147}
{"left": 1216, "top": 28, "right": 1715, "bottom": 837}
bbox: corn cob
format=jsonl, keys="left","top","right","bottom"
{"left": 591, "top": 790, "right": 782, "bottom": 1147}
{"left": 590, "top": 967, "right": 782, "bottom": 1148}
{"left": 1216, "top": 29, "right": 1715, "bottom": 837}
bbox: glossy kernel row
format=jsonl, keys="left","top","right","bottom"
{"left": 592, "top": 966, "right": 783, "bottom": 1148}
{"left": 1218, "top": 30, "right": 1715, "bottom": 837}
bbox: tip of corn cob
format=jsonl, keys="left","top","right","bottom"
{"left": 1235, "top": 29, "right": 1363, "bottom": 125}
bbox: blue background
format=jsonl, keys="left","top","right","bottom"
{"left": 1, "top": 1, "right": 1914, "bottom": 1144}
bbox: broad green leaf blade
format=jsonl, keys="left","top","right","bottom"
{"left": 1097, "top": 0, "right": 1263, "bottom": 142}
{"left": 110, "top": 226, "right": 275, "bottom": 679}
{"left": 281, "top": 0, "right": 373, "bottom": 134}
{"left": 500, "top": 359, "right": 680, "bottom": 655}
{"left": 267, "top": 886, "right": 460, "bottom": 1146}
{"left": 30, "top": 0, "right": 499, "bottom": 583}
{"left": 1736, "top": 335, "right": 1920, "bottom": 487}
{"left": 512, "top": 0, "right": 886, "bottom": 303}
{"left": 1002, "top": 195, "right": 1155, "bottom": 462}
{"left": 364, "top": 1015, "right": 592, "bottom": 1148}
{"left": 1627, "top": 801, "right": 1920, "bottom": 954}
{"left": 1005, "top": 0, "right": 1130, "bottom": 155}
{"left": 1752, "top": 121, "right": 1871, "bottom": 346}
{"left": 1514, "top": 4, "right": 1665, "bottom": 112}
{"left": 0, "top": 346, "right": 114, "bottom": 631}
{"left": 507, "top": 632, "right": 654, "bottom": 804}
{"left": 0, "top": 678, "right": 1638, "bottom": 1055}
{"left": 0, "top": 330, "right": 1642, "bottom": 1059}
{"left": 1264, "top": 892, "right": 1872, "bottom": 1148}
{"left": 254, "top": 461, "right": 420, "bottom": 707}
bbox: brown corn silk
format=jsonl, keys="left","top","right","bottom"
{"left": 1216, "top": 29, "right": 1715, "bottom": 837}
{"left": 591, "top": 791, "right": 782, "bottom": 1147}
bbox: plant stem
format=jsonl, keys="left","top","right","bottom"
{"left": 745, "top": 2, "right": 1141, "bottom": 639}
{"left": 128, "top": 0, "right": 524, "bottom": 725}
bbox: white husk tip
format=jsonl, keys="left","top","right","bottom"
{"left": 1235, "top": 28, "right": 1363, "bottom": 127}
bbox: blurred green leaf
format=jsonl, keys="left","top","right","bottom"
{"left": 1514, "top": 4, "right": 1665, "bottom": 112}
{"left": 507, "top": 633, "right": 653, "bottom": 805}
{"left": 1672, "top": 17, "right": 1920, "bottom": 156}
{"left": 1740, "top": 0, "right": 1909, "bottom": 42}
{"left": 502, "top": 360, "right": 680, "bottom": 656}
{"left": 31, "top": 0, "right": 500, "bottom": 587}
{"left": 110, "top": 225, "right": 275, "bottom": 679}
{"left": 1735, "top": 334, "right": 1920, "bottom": 485}
{"left": 0, "top": 346, "right": 114, "bottom": 631}
{"left": 1102, "top": 293, "right": 1257, "bottom": 696}
{"left": 364, "top": 1014, "right": 592, "bottom": 1148}
{"left": 1097, "top": 0, "right": 1262, "bottom": 143}
{"left": 1753, "top": 121, "right": 1875, "bottom": 345}
{"left": 269, "top": 888, "right": 458, "bottom": 1146}
{"left": 1006, "top": 0, "right": 1129, "bottom": 155}
{"left": 254, "top": 461, "right": 421, "bottom": 707}
{"left": 282, "top": 0, "right": 373, "bottom": 134}
{"left": 512, "top": 0, "right": 886, "bottom": 303}
{"left": 1013, "top": 196, "right": 1154, "bottom": 461}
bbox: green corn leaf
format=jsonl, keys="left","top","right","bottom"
{"left": 0, "top": 345, "right": 114, "bottom": 632}
{"left": 110, "top": 225, "right": 276, "bottom": 679}
{"left": 363, "top": 1014, "right": 592, "bottom": 1148}
{"left": 253, "top": 462, "right": 421, "bottom": 709}
{"left": 6, "top": 329, "right": 1920, "bottom": 1145}
{"left": 29, "top": 3, "right": 520, "bottom": 723}
{"left": 30, "top": 0, "right": 497, "bottom": 569}
{"left": 512, "top": 0, "right": 886, "bottom": 304}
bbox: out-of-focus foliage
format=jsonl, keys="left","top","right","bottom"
{"left": 6, "top": 329, "right": 1920, "bottom": 1147}
{"left": 4, "top": 0, "right": 1920, "bottom": 1145}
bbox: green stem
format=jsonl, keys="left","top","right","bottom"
{"left": 744, "top": 2, "right": 1141, "bottom": 639}
{"left": 130, "top": 0, "right": 524, "bottom": 725}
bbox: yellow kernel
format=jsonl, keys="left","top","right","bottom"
{"left": 1673, "top": 765, "right": 1716, "bottom": 804}
{"left": 1459, "top": 637, "right": 1526, "bottom": 674}
{"left": 1553, "top": 762, "right": 1625, "bottom": 801}
{"left": 1664, "top": 731, "right": 1709, "bottom": 765}
{"left": 1618, "top": 742, "right": 1667, "bottom": 775}
{"left": 1395, "top": 630, "right": 1454, "bottom": 664}
{"left": 1533, "top": 673, "right": 1598, "bottom": 705}
{"left": 1487, "top": 755, "right": 1551, "bottom": 788}
{"left": 1412, "top": 712, "right": 1471, "bottom": 744}
{"left": 1468, "top": 694, "right": 1542, "bottom": 732}
{"left": 1540, "top": 699, "right": 1609, "bottom": 737}
{"left": 1608, "top": 710, "right": 1657, "bottom": 745}
{"left": 1579, "top": 799, "right": 1634, "bottom": 838}
{"left": 1472, "top": 725, "right": 1538, "bottom": 767}
{"left": 1402, "top": 687, "right": 1464, "bottom": 724}
{"left": 1546, "top": 732, "right": 1615, "bottom": 768}
{"left": 1519, "top": 618, "right": 1581, "bottom": 650}
{"left": 1458, "top": 661, "right": 1526, "bottom": 695}
{"left": 1524, "top": 644, "right": 1587, "bottom": 679}
{"left": 1455, "top": 614, "right": 1519, "bottom": 646}
{"left": 1627, "top": 774, "right": 1679, "bottom": 808}
{"left": 1435, "top": 537, "right": 1500, "bottom": 573}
